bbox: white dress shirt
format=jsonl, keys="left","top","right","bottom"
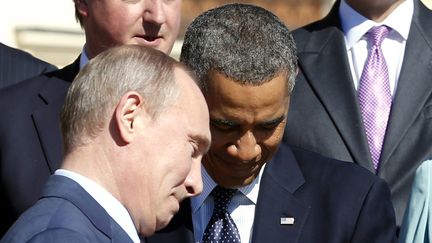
{"left": 54, "top": 169, "right": 140, "bottom": 243}
{"left": 191, "top": 164, "right": 265, "bottom": 243}
{"left": 339, "top": 0, "right": 413, "bottom": 96}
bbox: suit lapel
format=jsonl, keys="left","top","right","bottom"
{"left": 31, "top": 58, "right": 80, "bottom": 172}
{"left": 298, "top": 2, "right": 373, "bottom": 170}
{"left": 251, "top": 145, "right": 310, "bottom": 243}
{"left": 379, "top": 0, "right": 432, "bottom": 169}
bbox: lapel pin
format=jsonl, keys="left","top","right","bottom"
{"left": 280, "top": 217, "right": 295, "bottom": 225}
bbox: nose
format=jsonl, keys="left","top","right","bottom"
{"left": 184, "top": 157, "right": 203, "bottom": 197}
{"left": 143, "top": 0, "right": 166, "bottom": 25}
{"left": 228, "top": 131, "right": 261, "bottom": 162}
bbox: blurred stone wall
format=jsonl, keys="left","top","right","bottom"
{"left": 180, "top": 0, "right": 335, "bottom": 38}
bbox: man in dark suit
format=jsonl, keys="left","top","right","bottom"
{"left": 0, "top": 43, "right": 56, "bottom": 88}
{"left": 0, "top": 0, "right": 182, "bottom": 236}
{"left": 147, "top": 4, "right": 397, "bottom": 243}
{"left": 283, "top": 0, "right": 432, "bottom": 226}
{"left": 1, "top": 45, "right": 211, "bottom": 242}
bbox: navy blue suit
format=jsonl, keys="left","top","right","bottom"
{"left": 0, "top": 43, "right": 56, "bottom": 88}
{"left": 1, "top": 175, "right": 133, "bottom": 243}
{"left": 283, "top": 0, "right": 432, "bottom": 226}
{"left": 0, "top": 58, "right": 79, "bottom": 236}
{"left": 146, "top": 145, "right": 397, "bottom": 243}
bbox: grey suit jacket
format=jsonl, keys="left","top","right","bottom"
{"left": 284, "top": 0, "right": 432, "bottom": 226}
{"left": 0, "top": 175, "right": 133, "bottom": 243}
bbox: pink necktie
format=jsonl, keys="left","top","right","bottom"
{"left": 358, "top": 25, "right": 392, "bottom": 172}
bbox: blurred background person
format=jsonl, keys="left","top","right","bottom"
{"left": 284, "top": 0, "right": 432, "bottom": 227}
{"left": 399, "top": 160, "right": 432, "bottom": 243}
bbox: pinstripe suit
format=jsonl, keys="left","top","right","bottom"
{"left": 0, "top": 43, "right": 56, "bottom": 88}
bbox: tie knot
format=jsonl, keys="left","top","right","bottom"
{"left": 211, "top": 186, "right": 237, "bottom": 213}
{"left": 367, "top": 25, "right": 390, "bottom": 46}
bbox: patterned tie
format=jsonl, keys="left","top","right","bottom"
{"left": 202, "top": 186, "right": 241, "bottom": 243}
{"left": 358, "top": 25, "right": 392, "bottom": 172}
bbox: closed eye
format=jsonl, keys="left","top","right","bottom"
{"left": 210, "top": 119, "right": 239, "bottom": 132}
{"left": 257, "top": 116, "right": 285, "bottom": 131}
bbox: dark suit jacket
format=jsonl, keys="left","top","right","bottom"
{"left": 0, "top": 58, "right": 79, "bottom": 236}
{"left": 0, "top": 175, "right": 133, "bottom": 243}
{"left": 0, "top": 43, "right": 56, "bottom": 88}
{"left": 146, "top": 144, "right": 397, "bottom": 243}
{"left": 283, "top": 0, "right": 432, "bottom": 226}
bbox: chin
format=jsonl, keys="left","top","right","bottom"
{"left": 139, "top": 225, "right": 157, "bottom": 237}
{"left": 156, "top": 214, "right": 173, "bottom": 231}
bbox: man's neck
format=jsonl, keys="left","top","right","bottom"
{"left": 345, "top": 0, "right": 406, "bottom": 22}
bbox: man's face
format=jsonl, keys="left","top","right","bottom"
{"left": 80, "top": 0, "right": 181, "bottom": 58}
{"left": 132, "top": 68, "right": 210, "bottom": 236}
{"left": 203, "top": 71, "right": 289, "bottom": 188}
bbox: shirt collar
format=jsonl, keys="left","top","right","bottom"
{"left": 79, "top": 45, "right": 90, "bottom": 70}
{"left": 191, "top": 163, "right": 265, "bottom": 213}
{"left": 339, "top": 0, "right": 413, "bottom": 49}
{"left": 55, "top": 169, "right": 140, "bottom": 243}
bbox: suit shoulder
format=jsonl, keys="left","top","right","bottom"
{"left": 0, "top": 43, "right": 56, "bottom": 71}
{"left": 0, "top": 68, "right": 72, "bottom": 106}
{"left": 289, "top": 145, "right": 381, "bottom": 187}
{"left": 292, "top": 17, "right": 342, "bottom": 53}
{"left": 2, "top": 198, "right": 99, "bottom": 243}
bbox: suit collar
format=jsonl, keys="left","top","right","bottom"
{"left": 38, "top": 57, "right": 80, "bottom": 104}
{"left": 42, "top": 175, "right": 133, "bottom": 242}
{"left": 379, "top": 0, "right": 432, "bottom": 169}
{"left": 296, "top": 6, "right": 374, "bottom": 170}
{"left": 340, "top": 0, "right": 413, "bottom": 47}
{"left": 32, "top": 57, "right": 80, "bottom": 173}
{"left": 251, "top": 144, "right": 310, "bottom": 243}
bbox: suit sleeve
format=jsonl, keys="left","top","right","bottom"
{"left": 27, "top": 229, "right": 91, "bottom": 243}
{"left": 398, "top": 160, "right": 432, "bottom": 243}
{"left": 350, "top": 178, "right": 397, "bottom": 243}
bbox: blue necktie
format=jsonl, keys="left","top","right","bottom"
{"left": 202, "top": 186, "right": 241, "bottom": 243}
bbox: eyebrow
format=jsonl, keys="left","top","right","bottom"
{"left": 191, "top": 134, "right": 211, "bottom": 153}
{"left": 259, "top": 115, "right": 286, "bottom": 126}
{"left": 210, "top": 115, "right": 286, "bottom": 127}
{"left": 210, "top": 119, "right": 239, "bottom": 127}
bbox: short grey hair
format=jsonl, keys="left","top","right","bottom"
{"left": 180, "top": 3, "right": 297, "bottom": 94}
{"left": 61, "top": 45, "right": 181, "bottom": 152}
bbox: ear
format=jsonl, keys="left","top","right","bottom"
{"left": 75, "top": 0, "right": 89, "bottom": 18}
{"left": 114, "top": 91, "right": 150, "bottom": 144}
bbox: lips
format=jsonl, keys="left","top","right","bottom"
{"left": 134, "top": 35, "right": 162, "bottom": 46}
{"left": 143, "top": 35, "right": 160, "bottom": 42}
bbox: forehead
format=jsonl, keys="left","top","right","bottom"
{"left": 173, "top": 68, "right": 211, "bottom": 136}
{"left": 205, "top": 72, "right": 289, "bottom": 121}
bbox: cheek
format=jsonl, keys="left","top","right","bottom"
{"left": 262, "top": 126, "right": 285, "bottom": 154}
{"left": 164, "top": 143, "right": 193, "bottom": 185}
{"left": 105, "top": 9, "right": 141, "bottom": 32}
{"left": 209, "top": 129, "right": 233, "bottom": 148}
{"left": 164, "top": 4, "right": 181, "bottom": 29}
